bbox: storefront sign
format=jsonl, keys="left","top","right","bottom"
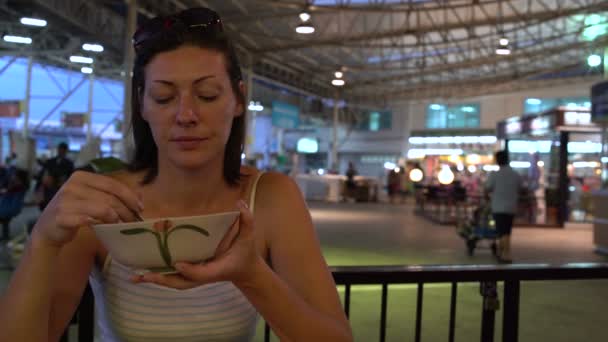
{"left": 62, "top": 112, "right": 88, "bottom": 128}
{"left": 564, "top": 111, "right": 592, "bottom": 126}
{"left": 505, "top": 121, "right": 521, "bottom": 134}
{"left": 0, "top": 100, "right": 21, "bottom": 117}
{"left": 272, "top": 101, "right": 299, "bottom": 129}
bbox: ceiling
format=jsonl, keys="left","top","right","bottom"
{"left": 1, "top": 0, "right": 607, "bottom": 105}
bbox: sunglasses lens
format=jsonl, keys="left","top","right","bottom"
{"left": 133, "top": 8, "right": 223, "bottom": 51}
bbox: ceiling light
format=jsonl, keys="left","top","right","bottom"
{"left": 299, "top": 12, "right": 311, "bottom": 22}
{"left": 20, "top": 17, "right": 47, "bottom": 27}
{"left": 499, "top": 38, "right": 509, "bottom": 46}
{"left": 495, "top": 46, "right": 511, "bottom": 55}
{"left": 334, "top": 71, "right": 343, "bottom": 79}
{"left": 81, "top": 67, "right": 93, "bottom": 74}
{"left": 3, "top": 35, "right": 32, "bottom": 44}
{"left": 296, "top": 22, "right": 315, "bottom": 34}
{"left": 70, "top": 55, "right": 94, "bottom": 64}
{"left": 331, "top": 79, "right": 345, "bottom": 86}
{"left": 588, "top": 54, "right": 602, "bottom": 67}
{"left": 82, "top": 43, "right": 104, "bottom": 52}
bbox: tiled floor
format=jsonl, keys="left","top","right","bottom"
{"left": 2, "top": 202, "right": 608, "bottom": 341}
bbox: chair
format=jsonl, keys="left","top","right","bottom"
{"left": 0, "top": 190, "right": 26, "bottom": 241}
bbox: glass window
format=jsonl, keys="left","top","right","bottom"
{"left": 358, "top": 110, "right": 392, "bottom": 131}
{"left": 524, "top": 97, "right": 591, "bottom": 115}
{"left": 426, "top": 103, "right": 479, "bottom": 128}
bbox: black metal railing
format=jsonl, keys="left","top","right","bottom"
{"left": 67, "top": 263, "right": 608, "bottom": 342}
{"left": 262, "top": 263, "right": 608, "bottom": 342}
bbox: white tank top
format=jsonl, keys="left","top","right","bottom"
{"left": 89, "top": 173, "right": 264, "bottom": 341}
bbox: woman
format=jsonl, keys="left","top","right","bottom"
{"left": 0, "top": 7, "right": 352, "bottom": 342}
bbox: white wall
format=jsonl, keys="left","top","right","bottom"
{"left": 408, "top": 78, "right": 599, "bottom": 131}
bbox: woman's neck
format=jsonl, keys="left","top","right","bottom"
{"left": 145, "top": 160, "right": 239, "bottom": 216}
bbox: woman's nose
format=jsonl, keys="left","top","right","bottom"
{"left": 175, "top": 94, "right": 198, "bottom": 126}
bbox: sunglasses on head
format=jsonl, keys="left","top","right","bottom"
{"left": 132, "top": 7, "right": 224, "bottom": 53}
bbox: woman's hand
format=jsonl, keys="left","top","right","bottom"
{"left": 132, "top": 200, "right": 261, "bottom": 289}
{"left": 31, "top": 171, "right": 144, "bottom": 248}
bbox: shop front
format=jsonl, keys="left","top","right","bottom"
{"left": 497, "top": 107, "right": 600, "bottom": 227}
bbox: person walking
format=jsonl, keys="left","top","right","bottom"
{"left": 485, "top": 150, "right": 521, "bottom": 263}
{"left": 36, "top": 142, "right": 74, "bottom": 211}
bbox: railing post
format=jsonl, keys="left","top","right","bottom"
{"left": 502, "top": 280, "right": 520, "bottom": 342}
{"left": 415, "top": 283, "right": 424, "bottom": 342}
{"left": 480, "top": 281, "right": 499, "bottom": 342}
{"left": 449, "top": 282, "right": 458, "bottom": 342}
{"left": 380, "top": 283, "right": 388, "bottom": 342}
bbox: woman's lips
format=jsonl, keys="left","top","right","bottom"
{"left": 170, "top": 137, "right": 207, "bottom": 150}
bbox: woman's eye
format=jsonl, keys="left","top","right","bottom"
{"left": 198, "top": 95, "right": 218, "bottom": 102}
{"left": 154, "top": 97, "right": 173, "bottom": 104}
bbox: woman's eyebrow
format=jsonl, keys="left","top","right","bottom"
{"left": 151, "top": 75, "right": 216, "bottom": 86}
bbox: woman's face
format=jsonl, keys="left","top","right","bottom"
{"left": 141, "top": 45, "right": 243, "bottom": 170}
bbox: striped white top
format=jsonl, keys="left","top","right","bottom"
{"left": 89, "top": 173, "right": 264, "bottom": 341}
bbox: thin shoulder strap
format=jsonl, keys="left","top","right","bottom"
{"left": 248, "top": 172, "right": 265, "bottom": 213}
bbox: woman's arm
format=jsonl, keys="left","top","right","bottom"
{"left": 0, "top": 227, "right": 96, "bottom": 341}
{"left": 239, "top": 173, "right": 352, "bottom": 341}
{"left": 0, "top": 170, "right": 143, "bottom": 341}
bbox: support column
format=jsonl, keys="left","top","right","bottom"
{"left": 23, "top": 56, "right": 33, "bottom": 138}
{"left": 558, "top": 131, "right": 569, "bottom": 227}
{"left": 122, "top": 0, "right": 137, "bottom": 160}
{"left": 329, "top": 90, "right": 340, "bottom": 171}
{"left": 87, "top": 72, "right": 94, "bottom": 141}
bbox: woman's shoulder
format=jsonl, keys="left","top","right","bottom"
{"left": 253, "top": 171, "right": 301, "bottom": 204}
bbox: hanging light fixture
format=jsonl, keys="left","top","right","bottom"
{"left": 495, "top": 1, "right": 512, "bottom": 56}
{"left": 296, "top": 4, "right": 315, "bottom": 34}
{"left": 496, "top": 36, "right": 511, "bottom": 55}
{"left": 332, "top": 69, "right": 345, "bottom": 86}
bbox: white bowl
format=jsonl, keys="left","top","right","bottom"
{"left": 93, "top": 211, "right": 239, "bottom": 273}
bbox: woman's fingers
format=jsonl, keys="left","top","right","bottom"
{"left": 70, "top": 171, "right": 143, "bottom": 215}
{"left": 66, "top": 185, "right": 140, "bottom": 223}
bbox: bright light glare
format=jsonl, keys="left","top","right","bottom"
{"left": 467, "top": 165, "right": 477, "bottom": 173}
{"left": 3, "top": 35, "right": 32, "bottom": 44}
{"left": 384, "top": 162, "right": 396, "bottom": 170}
{"left": 296, "top": 24, "right": 315, "bottom": 34}
{"left": 70, "top": 56, "right": 93, "bottom": 64}
{"left": 82, "top": 43, "right": 104, "bottom": 52}
{"left": 588, "top": 54, "right": 602, "bottom": 67}
{"left": 496, "top": 47, "right": 511, "bottom": 55}
{"left": 248, "top": 101, "right": 264, "bottom": 112}
{"left": 437, "top": 166, "right": 455, "bottom": 185}
{"left": 430, "top": 104, "right": 443, "bottom": 110}
{"left": 510, "top": 161, "right": 531, "bottom": 168}
{"left": 409, "top": 168, "right": 423, "bottom": 182}
{"left": 80, "top": 67, "right": 93, "bottom": 74}
{"left": 20, "top": 17, "right": 46, "bottom": 27}
{"left": 537, "top": 161, "right": 545, "bottom": 167}
{"left": 334, "top": 71, "right": 343, "bottom": 79}
{"left": 299, "top": 12, "right": 311, "bottom": 22}
{"left": 332, "top": 79, "right": 345, "bottom": 86}
{"left": 499, "top": 38, "right": 509, "bottom": 46}
{"left": 526, "top": 98, "right": 542, "bottom": 105}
